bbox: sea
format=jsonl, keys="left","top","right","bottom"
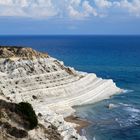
{"left": 0, "top": 35, "right": 140, "bottom": 140}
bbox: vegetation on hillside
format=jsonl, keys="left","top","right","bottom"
{"left": 17, "top": 102, "right": 38, "bottom": 130}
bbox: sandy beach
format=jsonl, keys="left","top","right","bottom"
{"left": 65, "top": 115, "right": 91, "bottom": 134}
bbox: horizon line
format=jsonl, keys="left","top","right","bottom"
{"left": 0, "top": 34, "right": 140, "bottom": 36}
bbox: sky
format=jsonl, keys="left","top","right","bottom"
{"left": 0, "top": 0, "right": 140, "bottom": 35}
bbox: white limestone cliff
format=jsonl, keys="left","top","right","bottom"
{"left": 0, "top": 47, "right": 122, "bottom": 140}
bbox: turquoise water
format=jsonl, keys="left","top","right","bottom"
{"left": 0, "top": 35, "right": 140, "bottom": 140}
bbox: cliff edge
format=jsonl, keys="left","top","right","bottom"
{"left": 0, "top": 46, "right": 48, "bottom": 59}
{"left": 0, "top": 46, "right": 121, "bottom": 140}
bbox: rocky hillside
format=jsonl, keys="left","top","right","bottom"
{"left": 0, "top": 46, "right": 121, "bottom": 140}
{"left": 0, "top": 97, "right": 62, "bottom": 140}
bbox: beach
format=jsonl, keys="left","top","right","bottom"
{"left": 65, "top": 115, "right": 91, "bottom": 134}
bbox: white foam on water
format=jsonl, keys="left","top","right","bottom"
{"left": 125, "top": 107, "right": 140, "bottom": 113}
{"left": 122, "top": 89, "right": 134, "bottom": 93}
{"left": 81, "top": 128, "right": 88, "bottom": 139}
{"left": 119, "top": 103, "right": 130, "bottom": 106}
{"left": 116, "top": 105, "right": 140, "bottom": 128}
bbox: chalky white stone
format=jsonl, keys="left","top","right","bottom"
{"left": 0, "top": 54, "right": 121, "bottom": 140}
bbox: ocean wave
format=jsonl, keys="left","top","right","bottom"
{"left": 117, "top": 117, "right": 140, "bottom": 128}
{"left": 119, "top": 103, "right": 131, "bottom": 107}
{"left": 125, "top": 106, "right": 140, "bottom": 113}
{"left": 122, "top": 89, "right": 134, "bottom": 93}
{"left": 114, "top": 102, "right": 140, "bottom": 128}
{"left": 119, "top": 103, "right": 140, "bottom": 113}
{"left": 81, "top": 129, "right": 88, "bottom": 139}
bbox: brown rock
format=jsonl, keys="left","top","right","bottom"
{"left": 0, "top": 46, "right": 49, "bottom": 59}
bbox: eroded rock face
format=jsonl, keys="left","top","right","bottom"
{"left": 0, "top": 99, "right": 62, "bottom": 140}
{"left": 0, "top": 46, "right": 121, "bottom": 140}
{"left": 0, "top": 99, "right": 29, "bottom": 139}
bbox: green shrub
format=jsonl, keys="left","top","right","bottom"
{"left": 17, "top": 102, "right": 38, "bottom": 130}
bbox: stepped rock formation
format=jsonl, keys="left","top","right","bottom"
{"left": 0, "top": 46, "right": 122, "bottom": 140}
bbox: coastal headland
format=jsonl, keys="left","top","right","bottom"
{"left": 0, "top": 46, "right": 122, "bottom": 140}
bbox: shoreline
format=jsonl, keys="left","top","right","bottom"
{"left": 64, "top": 115, "right": 91, "bottom": 134}
{"left": 0, "top": 47, "right": 122, "bottom": 140}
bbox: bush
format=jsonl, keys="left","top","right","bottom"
{"left": 17, "top": 102, "right": 38, "bottom": 130}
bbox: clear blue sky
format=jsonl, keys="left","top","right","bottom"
{"left": 0, "top": 0, "right": 140, "bottom": 35}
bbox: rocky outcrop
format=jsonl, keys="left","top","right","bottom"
{"left": 0, "top": 98, "right": 62, "bottom": 140}
{"left": 0, "top": 46, "right": 48, "bottom": 59}
{"left": 0, "top": 46, "right": 122, "bottom": 140}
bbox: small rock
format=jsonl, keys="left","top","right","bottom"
{"left": 107, "top": 103, "right": 117, "bottom": 109}
{"left": 32, "top": 95, "right": 37, "bottom": 99}
{"left": 38, "top": 113, "right": 42, "bottom": 117}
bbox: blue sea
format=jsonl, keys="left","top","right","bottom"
{"left": 0, "top": 35, "right": 140, "bottom": 140}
